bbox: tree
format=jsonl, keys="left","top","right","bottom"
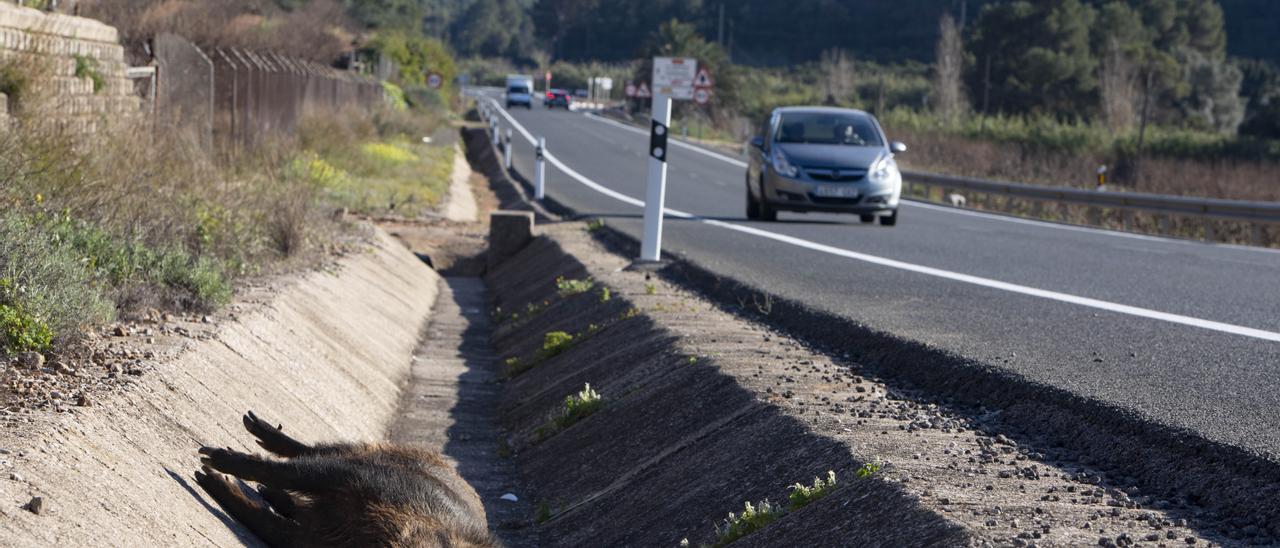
{"left": 1177, "top": 48, "right": 1245, "bottom": 134}
{"left": 966, "top": 0, "right": 1097, "bottom": 116}
{"left": 932, "top": 14, "right": 965, "bottom": 123}
{"left": 452, "top": 0, "right": 535, "bottom": 58}
{"left": 636, "top": 20, "right": 739, "bottom": 119}
{"left": 818, "top": 49, "right": 855, "bottom": 106}
{"left": 344, "top": 0, "right": 425, "bottom": 31}
{"left": 369, "top": 30, "right": 457, "bottom": 93}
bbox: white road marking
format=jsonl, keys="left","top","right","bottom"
{"left": 581, "top": 108, "right": 1280, "bottom": 256}
{"left": 485, "top": 99, "right": 1280, "bottom": 343}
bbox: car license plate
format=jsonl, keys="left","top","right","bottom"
{"left": 814, "top": 185, "right": 860, "bottom": 198}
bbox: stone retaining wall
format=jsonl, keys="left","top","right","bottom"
{"left": 0, "top": 1, "right": 140, "bottom": 131}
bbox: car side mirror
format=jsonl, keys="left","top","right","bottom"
{"left": 750, "top": 136, "right": 765, "bottom": 150}
{"left": 890, "top": 141, "right": 907, "bottom": 154}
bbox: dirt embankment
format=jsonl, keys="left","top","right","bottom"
{"left": 483, "top": 223, "right": 1220, "bottom": 547}
{"left": 0, "top": 229, "right": 439, "bottom": 546}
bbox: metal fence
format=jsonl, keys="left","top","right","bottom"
{"left": 152, "top": 34, "right": 382, "bottom": 154}
{"left": 902, "top": 170, "right": 1280, "bottom": 247}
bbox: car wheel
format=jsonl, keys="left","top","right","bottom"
{"left": 758, "top": 178, "right": 778, "bottom": 222}
{"left": 879, "top": 209, "right": 898, "bottom": 226}
{"left": 746, "top": 176, "right": 760, "bottom": 220}
{"left": 859, "top": 214, "right": 875, "bottom": 223}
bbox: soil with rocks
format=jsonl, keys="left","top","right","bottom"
{"left": 479, "top": 222, "right": 1221, "bottom": 547}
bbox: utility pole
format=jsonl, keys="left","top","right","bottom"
{"left": 718, "top": 3, "right": 726, "bottom": 46}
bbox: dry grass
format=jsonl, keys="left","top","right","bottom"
{"left": 79, "top": 0, "right": 355, "bottom": 63}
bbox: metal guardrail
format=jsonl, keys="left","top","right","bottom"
{"left": 903, "top": 171, "right": 1280, "bottom": 223}
{"left": 902, "top": 170, "right": 1280, "bottom": 245}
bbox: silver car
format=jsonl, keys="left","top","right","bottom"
{"left": 746, "top": 107, "right": 906, "bottom": 225}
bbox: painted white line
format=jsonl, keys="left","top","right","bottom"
{"left": 579, "top": 107, "right": 1280, "bottom": 256}
{"left": 485, "top": 99, "right": 1280, "bottom": 343}
{"left": 584, "top": 112, "right": 749, "bottom": 168}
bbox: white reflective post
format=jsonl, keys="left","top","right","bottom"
{"left": 639, "top": 93, "right": 672, "bottom": 262}
{"left": 535, "top": 137, "right": 546, "bottom": 200}
{"left": 491, "top": 119, "right": 499, "bottom": 145}
{"left": 504, "top": 129, "right": 513, "bottom": 170}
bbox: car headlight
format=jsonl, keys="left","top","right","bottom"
{"left": 868, "top": 156, "right": 898, "bottom": 184}
{"left": 772, "top": 148, "right": 799, "bottom": 177}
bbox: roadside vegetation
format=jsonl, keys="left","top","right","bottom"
{"left": 457, "top": 1, "right": 1279, "bottom": 204}
{"left": 0, "top": 2, "right": 459, "bottom": 358}
{"left": 534, "top": 383, "right": 604, "bottom": 441}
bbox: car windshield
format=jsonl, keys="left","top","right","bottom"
{"left": 508, "top": 86, "right": 529, "bottom": 94}
{"left": 776, "top": 112, "right": 882, "bottom": 146}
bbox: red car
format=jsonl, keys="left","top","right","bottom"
{"left": 545, "top": 89, "right": 573, "bottom": 109}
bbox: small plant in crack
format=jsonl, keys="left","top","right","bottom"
{"left": 855, "top": 460, "right": 883, "bottom": 478}
{"left": 687, "top": 355, "right": 698, "bottom": 365}
{"left": 538, "top": 331, "right": 575, "bottom": 360}
{"left": 787, "top": 470, "right": 837, "bottom": 511}
{"left": 710, "top": 499, "right": 783, "bottom": 547}
{"left": 585, "top": 218, "right": 605, "bottom": 232}
{"left": 556, "top": 276, "right": 594, "bottom": 297}
{"left": 534, "top": 501, "right": 552, "bottom": 524}
{"left": 535, "top": 383, "right": 604, "bottom": 440}
{"left": 598, "top": 286, "right": 611, "bottom": 303}
{"left": 645, "top": 282, "right": 657, "bottom": 295}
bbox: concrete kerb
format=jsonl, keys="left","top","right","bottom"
{"left": 0, "top": 227, "right": 441, "bottom": 546}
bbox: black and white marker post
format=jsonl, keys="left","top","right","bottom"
{"left": 639, "top": 57, "right": 697, "bottom": 263}
{"left": 639, "top": 93, "right": 672, "bottom": 262}
{"left": 535, "top": 136, "right": 546, "bottom": 200}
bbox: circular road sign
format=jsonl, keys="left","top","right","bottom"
{"left": 426, "top": 72, "right": 444, "bottom": 89}
{"left": 694, "top": 87, "right": 712, "bottom": 105}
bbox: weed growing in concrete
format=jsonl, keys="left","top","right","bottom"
{"left": 687, "top": 356, "right": 698, "bottom": 365}
{"left": 72, "top": 55, "right": 105, "bottom": 94}
{"left": 645, "top": 283, "right": 657, "bottom": 295}
{"left": 711, "top": 499, "right": 783, "bottom": 547}
{"left": 598, "top": 287, "right": 611, "bottom": 303}
{"left": 503, "top": 356, "right": 528, "bottom": 377}
{"left": 534, "top": 501, "right": 551, "bottom": 524}
{"left": 585, "top": 218, "right": 605, "bottom": 232}
{"left": 856, "top": 460, "right": 883, "bottom": 478}
{"left": 538, "top": 331, "right": 575, "bottom": 360}
{"left": 535, "top": 383, "right": 604, "bottom": 440}
{"left": 787, "top": 470, "right": 837, "bottom": 511}
{"left": 556, "top": 276, "right": 594, "bottom": 297}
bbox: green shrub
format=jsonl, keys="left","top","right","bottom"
{"left": 535, "top": 383, "right": 604, "bottom": 439}
{"left": 556, "top": 276, "right": 594, "bottom": 297}
{"left": 538, "top": 331, "right": 575, "bottom": 360}
{"left": 711, "top": 500, "right": 783, "bottom": 547}
{"left": 0, "top": 303, "right": 53, "bottom": 354}
{"left": 787, "top": 470, "right": 837, "bottom": 511}
{"left": 855, "top": 460, "right": 883, "bottom": 478}
{"left": 73, "top": 55, "right": 105, "bottom": 94}
{"left": 0, "top": 212, "right": 114, "bottom": 350}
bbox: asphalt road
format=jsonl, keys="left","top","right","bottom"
{"left": 483, "top": 96, "right": 1280, "bottom": 458}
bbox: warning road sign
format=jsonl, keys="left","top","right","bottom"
{"left": 635, "top": 82, "right": 652, "bottom": 98}
{"left": 694, "top": 67, "right": 714, "bottom": 89}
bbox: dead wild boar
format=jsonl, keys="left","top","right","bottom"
{"left": 195, "top": 411, "right": 498, "bottom": 547}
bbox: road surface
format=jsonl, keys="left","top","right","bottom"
{"left": 481, "top": 95, "right": 1280, "bottom": 459}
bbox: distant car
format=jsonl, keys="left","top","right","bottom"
{"left": 545, "top": 89, "right": 573, "bottom": 109}
{"left": 506, "top": 84, "right": 533, "bottom": 109}
{"left": 746, "top": 106, "right": 906, "bottom": 225}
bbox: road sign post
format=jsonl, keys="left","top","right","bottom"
{"left": 640, "top": 93, "right": 673, "bottom": 262}
{"left": 504, "top": 128, "right": 513, "bottom": 170}
{"left": 640, "top": 57, "right": 697, "bottom": 262}
{"left": 535, "top": 137, "right": 546, "bottom": 200}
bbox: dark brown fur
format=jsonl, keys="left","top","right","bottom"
{"left": 195, "top": 411, "right": 499, "bottom": 548}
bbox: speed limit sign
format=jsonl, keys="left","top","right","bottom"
{"left": 426, "top": 72, "right": 443, "bottom": 89}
